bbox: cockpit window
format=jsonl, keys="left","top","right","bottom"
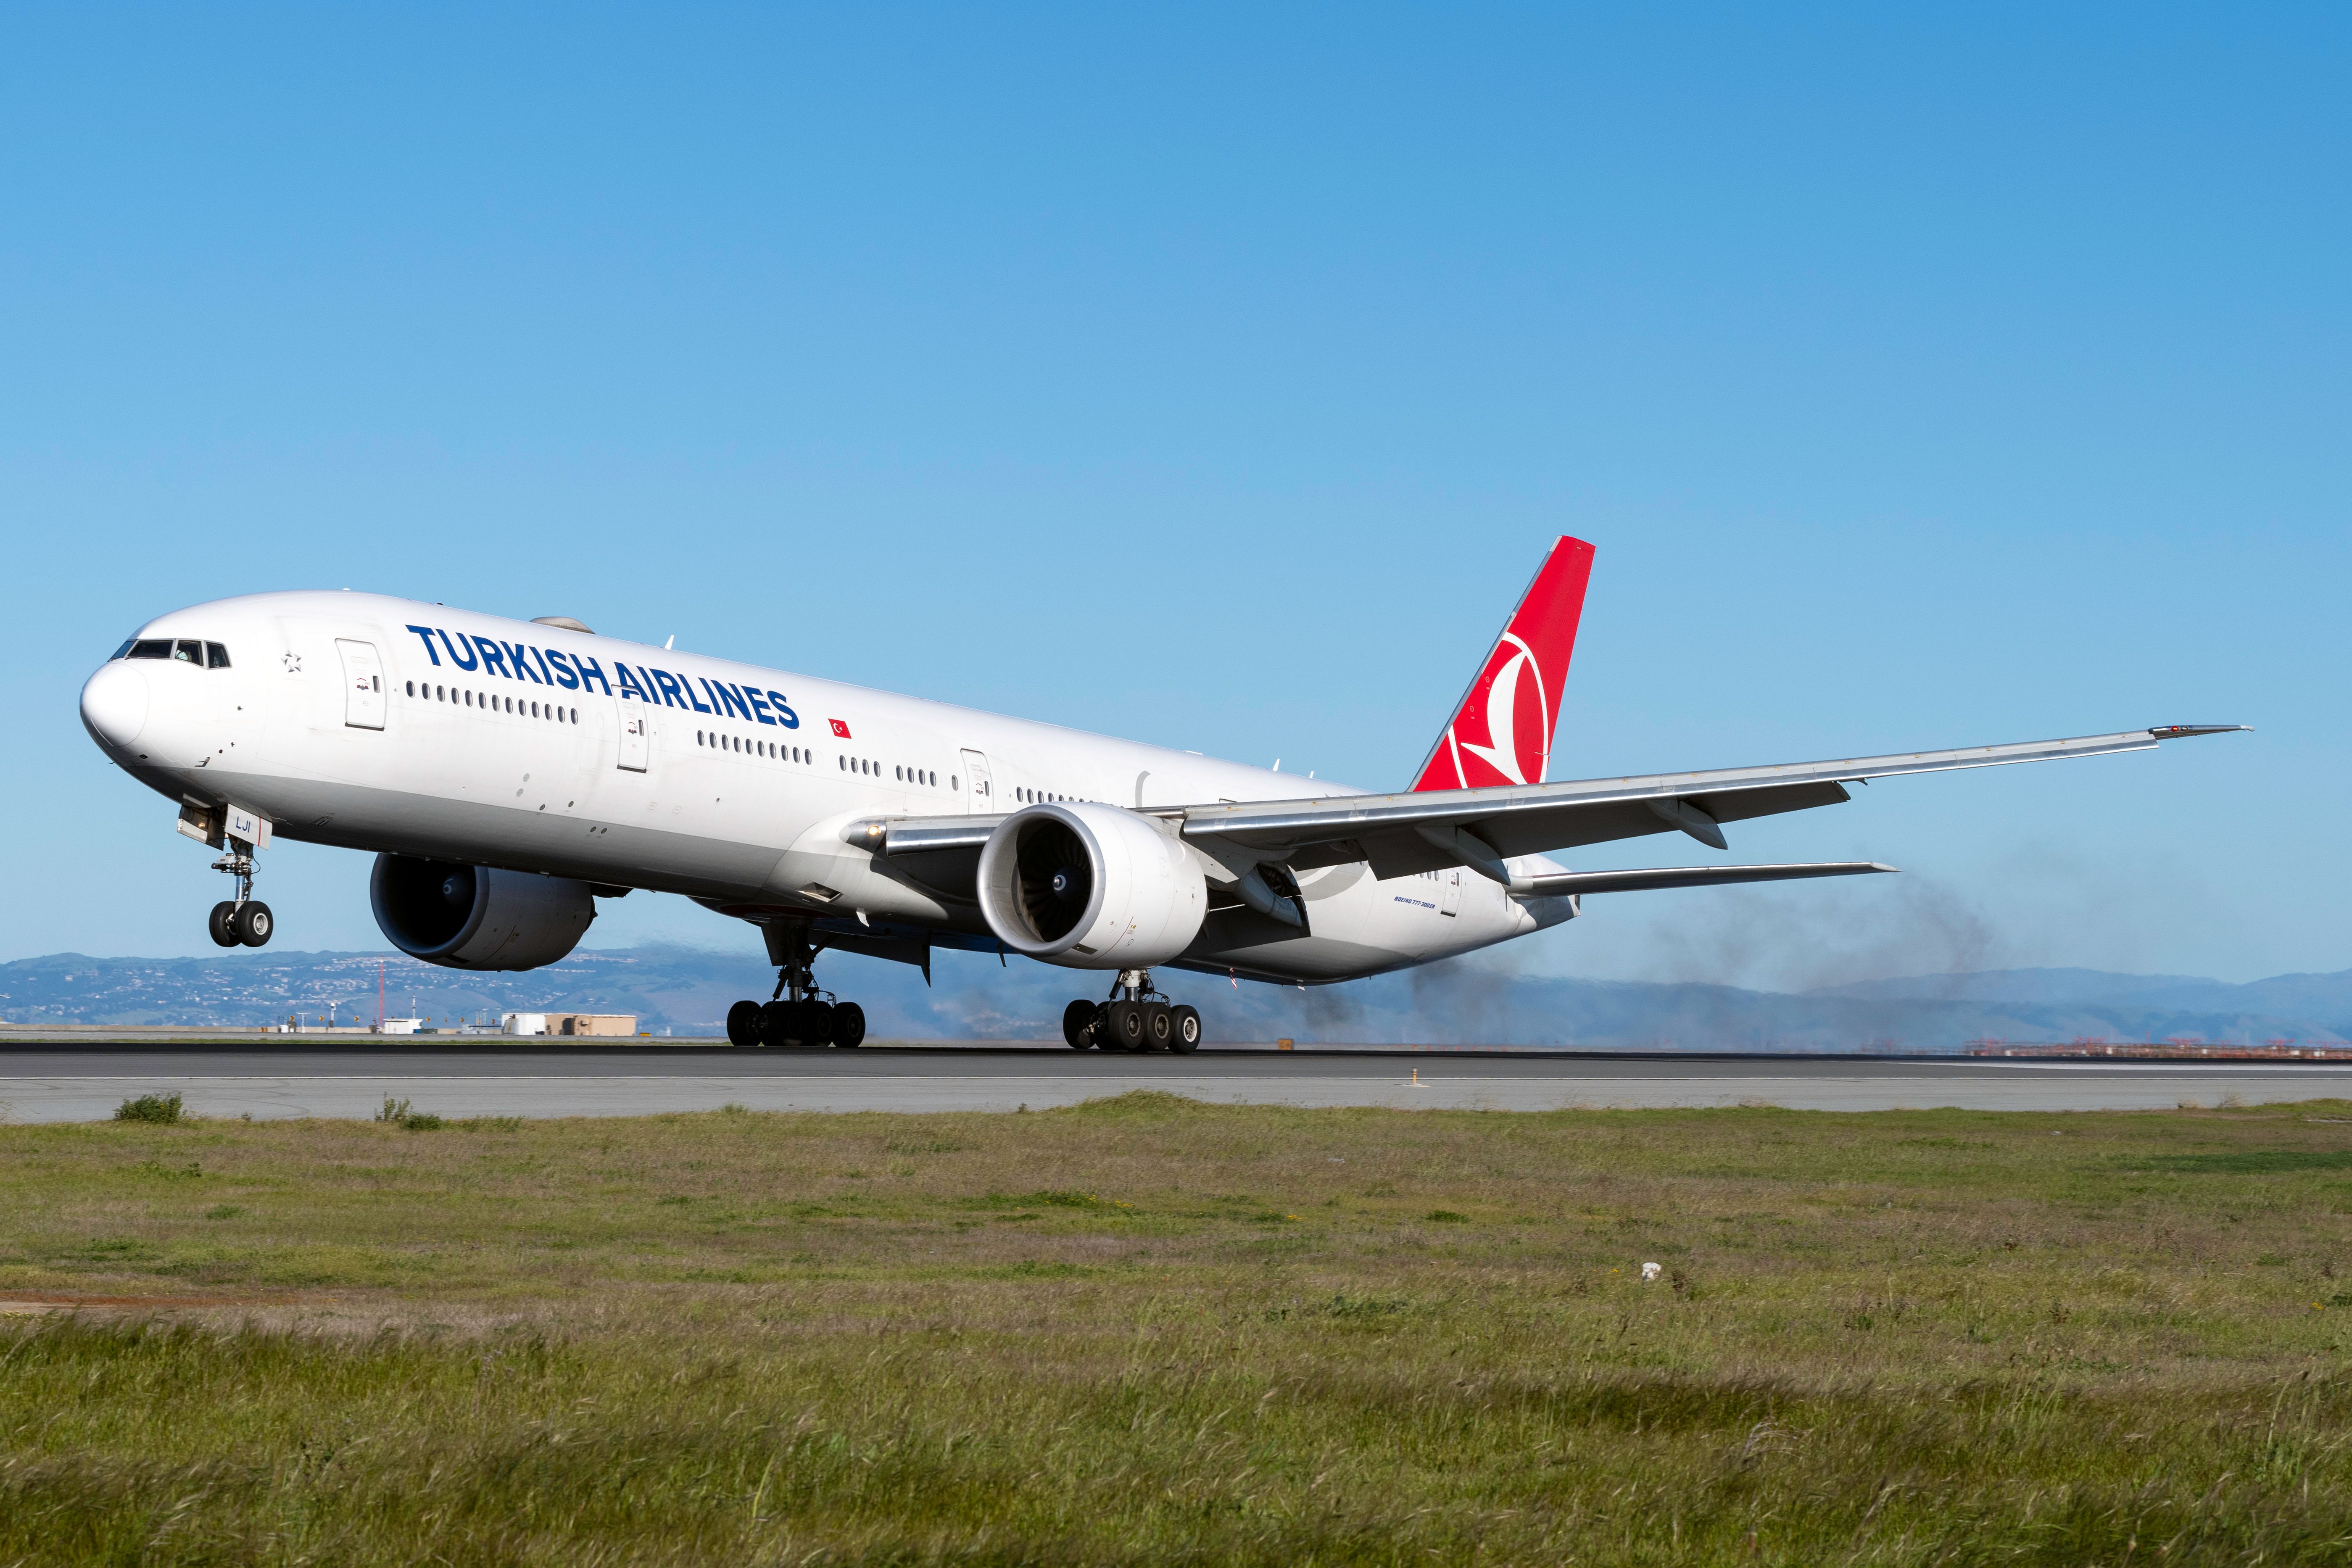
{"left": 111, "top": 639, "right": 135, "bottom": 660}
{"left": 119, "top": 638, "right": 229, "bottom": 666}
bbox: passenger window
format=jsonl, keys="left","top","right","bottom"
{"left": 206, "top": 643, "right": 231, "bottom": 668}
{"left": 406, "top": 680, "right": 416, "bottom": 697}
{"left": 128, "top": 640, "right": 171, "bottom": 660}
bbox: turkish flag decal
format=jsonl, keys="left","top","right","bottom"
{"left": 828, "top": 718, "right": 852, "bottom": 739}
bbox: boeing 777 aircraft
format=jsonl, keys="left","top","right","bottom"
{"left": 78, "top": 538, "right": 2242, "bottom": 1051}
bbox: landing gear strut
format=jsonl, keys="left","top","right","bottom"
{"left": 726, "top": 925, "right": 865, "bottom": 1048}
{"left": 206, "top": 848, "right": 272, "bottom": 949}
{"left": 1064, "top": 970, "right": 1200, "bottom": 1054}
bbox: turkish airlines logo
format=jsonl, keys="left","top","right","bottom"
{"left": 1450, "top": 632, "right": 1549, "bottom": 786}
{"left": 828, "top": 718, "right": 852, "bottom": 738}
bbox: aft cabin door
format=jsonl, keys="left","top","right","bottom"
{"left": 616, "top": 689, "right": 649, "bottom": 772}
{"left": 1440, "top": 869, "right": 1462, "bottom": 917}
{"left": 961, "top": 749, "right": 993, "bottom": 814}
{"left": 335, "top": 640, "right": 386, "bottom": 730}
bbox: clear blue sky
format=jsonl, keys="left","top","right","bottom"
{"left": 5, "top": 5, "right": 2343, "bottom": 989}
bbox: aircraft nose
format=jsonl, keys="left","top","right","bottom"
{"left": 80, "top": 660, "right": 149, "bottom": 753}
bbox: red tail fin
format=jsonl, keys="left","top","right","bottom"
{"left": 1409, "top": 536, "right": 1595, "bottom": 791}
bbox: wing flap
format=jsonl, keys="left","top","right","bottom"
{"left": 1525, "top": 861, "right": 1896, "bottom": 896}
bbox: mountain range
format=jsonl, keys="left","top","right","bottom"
{"left": 2, "top": 946, "right": 2345, "bottom": 1051}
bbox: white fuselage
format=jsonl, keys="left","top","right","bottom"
{"left": 79, "top": 591, "right": 1574, "bottom": 984}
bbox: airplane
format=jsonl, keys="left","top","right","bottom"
{"left": 77, "top": 537, "right": 2244, "bottom": 1051}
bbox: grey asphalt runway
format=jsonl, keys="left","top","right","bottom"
{"left": 4, "top": 1042, "right": 2350, "bottom": 1121}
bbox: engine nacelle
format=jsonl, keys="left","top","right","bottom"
{"left": 369, "top": 854, "right": 596, "bottom": 971}
{"left": 976, "top": 802, "right": 1206, "bottom": 969}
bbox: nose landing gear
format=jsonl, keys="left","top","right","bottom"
{"left": 726, "top": 926, "right": 866, "bottom": 1048}
{"left": 1063, "top": 970, "right": 1200, "bottom": 1054}
{"left": 206, "top": 848, "right": 272, "bottom": 949}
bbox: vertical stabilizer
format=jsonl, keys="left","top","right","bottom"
{"left": 1408, "top": 536, "right": 1595, "bottom": 791}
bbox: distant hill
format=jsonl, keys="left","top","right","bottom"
{"left": 1, "top": 947, "right": 2344, "bottom": 1051}
{"left": 1809, "top": 966, "right": 2352, "bottom": 1034}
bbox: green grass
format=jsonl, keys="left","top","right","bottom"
{"left": 5, "top": 1093, "right": 2352, "bottom": 1563}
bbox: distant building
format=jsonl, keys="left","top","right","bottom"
{"left": 498, "top": 1011, "right": 638, "bottom": 1037}
{"left": 375, "top": 1017, "right": 425, "bottom": 1035}
{"left": 554, "top": 1012, "right": 638, "bottom": 1036}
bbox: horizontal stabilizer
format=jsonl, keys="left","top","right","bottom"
{"left": 1521, "top": 861, "right": 1896, "bottom": 896}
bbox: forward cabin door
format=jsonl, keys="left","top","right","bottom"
{"left": 1440, "top": 869, "right": 1462, "bottom": 917}
{"left": 960, "top": 749, "right": 993, "bottom": 813}
{"left": 616, "top": 689, "right": 649, "bottom": 772}
{"left": 335, "top": 640, "right": 386, "bottom": 730}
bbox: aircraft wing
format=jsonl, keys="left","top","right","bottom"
{"left": 1173, "top": 725, "right": 2247, "bottom": 889}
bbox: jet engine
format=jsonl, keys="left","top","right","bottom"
{"left": 976, "top": 802, "right": 1206, "bottom": 969}
{"left": 369, "top": 854, "right": 596, "bottom": 971}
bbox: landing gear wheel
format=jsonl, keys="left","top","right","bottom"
{"left": 758, "top": 999, "right": 799, "bottom": 1048}
{"left": 831, "top": 1002, "right": 865, "bottom": 1048}
{"left": 1104, "top": 1001, "right": 1148, "bottom": 1052}
{"left": 1063, "top": 999, "right": 1098, "bottom": 1049}
{"left": 1144, "top": 1003, "right": 1175, "bottom": 1051}
{"left": 231, "top": 901, "right": 273, "bottom": 947}
{"left": 802, "top": 999, "right": 837, "bottom": 1047}
{"left": 208, "top": 901, "right": 239, "bottom": 949}
{"left": 1169, "top": 1005, "right": 1202, "bottom": 1053}
{"left": 726, "top": 999, "right": 762, "bottom": 1046}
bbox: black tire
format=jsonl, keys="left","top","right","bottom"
{"left": 757, "top": 999, "right": 798, "bottom": 1048}
{"left": 1104, "top": 1001, "right": 1147, "bottom": 1052}
{"left": 831, "top": 1002, "right": 865, "bottom": 1048}
{"left": 802, "top": 999, "right": 836, "bottom": 1047}
{"left": 207, "top": 901, "right": 239, "bottom": 948}
{"left": 1144, "top": 1003, "right": 1175, "bottom": 1050}
{"left": 1062, "top": 999, "right": 1098, "bottom": 1049}
{"left": 1170, "top": 1005, "right": 1202, "bottom": 1053}
{"left": 232, "top": 901, "right": 272, "bottom": 947}
{"left": 727, "top": 999, "right": 763, "bottom": 1047}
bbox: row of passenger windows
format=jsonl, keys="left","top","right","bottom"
{"left": 1017, "top": 787, "right": 1081, "bottom": 804}
{"left": 407, "top": 679, "right": 577, "bottom": 723}
{"left": 845, "top": 754, "right": 942, "bottom": 789}
{"left": 698, "top": 729, "right": 810, "bottom": 764}
{"left": 694, "top": 728, "right": 960, "bottom": 791}
{"left": 116, "top": 638, "right": 230, "bottom": 668}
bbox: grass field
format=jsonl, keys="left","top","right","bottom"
{"left": 4, "top": 1092, "right": 2352, "bottom": 1564}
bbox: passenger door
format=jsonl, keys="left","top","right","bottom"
{"left": 335, "top": 640, "right": 386, "bottom": 730}
{"left": 961, "top": 749, "right": 993, "bottom": 813}
{"left": 616, "top": 689, "right": 649, "bottom": 772}
{"left": 1440, "top": 869, "right": 1462, "bottom": 917}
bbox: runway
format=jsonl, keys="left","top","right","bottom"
{"left": 4, "top": 1042, "right": 2350, "bottom": 1121}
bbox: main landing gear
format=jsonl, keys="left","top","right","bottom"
{"left": 206, "top": 848, "right": 273, "bottom": 949}
{"left": 726, "top": 927, "right": 866, "bottom": 1049}
{"left": 1064, "top": 970, "right": 1201, "bottom": 1054}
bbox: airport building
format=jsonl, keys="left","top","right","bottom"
{"left": 500, "top": 1012, "right": 639, "bottom": 1037}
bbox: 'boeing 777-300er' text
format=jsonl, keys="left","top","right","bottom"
{"left": 78, "top": 538, "right": 2244, "bottom": 1051}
